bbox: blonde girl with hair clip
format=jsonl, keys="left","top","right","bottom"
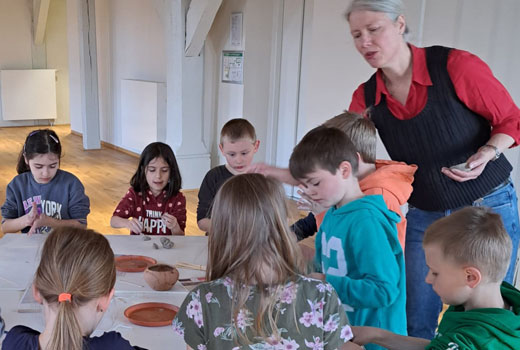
{"left": 173, "top": 174, "right": 361, "bottom": 349}
{"left": 2, "top": 227, "right": 144, "bottom": 350}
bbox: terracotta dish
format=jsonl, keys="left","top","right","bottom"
{"left": 115, "top": 255, "right": 157, "bottom": 272}
{"left": 124, "top": 302, "right": 179, "bottom": 327}
{"left": 143, "top": 264, "right": 179, "bottom": 291}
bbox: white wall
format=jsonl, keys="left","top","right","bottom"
{"left": 46, "top": 0, "right": 69, "bottom": 125}
{"left": 204, "top": 0, "right": 282, "bottom": 167}
{"left": 205, "top": 0, "right": 246, "bottom": 166}
{"left": 282, "top": 0, "right": 520, "bottom": 182}
{"left": 103, "top": 0, "right": 167, "bottom": 147}
{"left": 0, "top": 0, "right": 69, "bottom": 126}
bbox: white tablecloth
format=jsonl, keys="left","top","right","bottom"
{"left": 0, "top": 233, "right": 208, "bottom": 349}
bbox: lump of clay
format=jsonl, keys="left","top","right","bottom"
{"left": 160, "top": 237, "right": 174, "bottom": 249}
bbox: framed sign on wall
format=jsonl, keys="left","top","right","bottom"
{"left": 221, "top": 51, "right": 244, "bottom": 84}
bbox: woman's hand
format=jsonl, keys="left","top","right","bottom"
{"left": 441, "top": 146, "right": 495, "bottom": 182}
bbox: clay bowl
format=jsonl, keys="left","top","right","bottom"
{"left": 143, "top": 264, "right": 179, "bottom": 291}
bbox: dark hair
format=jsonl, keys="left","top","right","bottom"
{"left": 289, "top": 125, "right": 359, "bottom": 180}
{"left": 17, "top": 129, "right": 62, "bottom": 174}
{"left": 130, "top": 142, "right": 182, "bottom": 198}
{"left": 424, "top": 206, "right": 512, "bottom": 282}
{"left": 220, "top": 118, "right": 257, "bottom": 144}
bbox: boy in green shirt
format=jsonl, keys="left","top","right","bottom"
{"left": 352, "top": 206, "right": 520, "bottom": 349}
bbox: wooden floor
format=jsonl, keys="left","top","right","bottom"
{"left": 0, "top": 125, "right": 205, "bottom": 236}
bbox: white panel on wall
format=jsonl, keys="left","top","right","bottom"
{"left": 0, "top": 69, "right": 57, "bottom": 120}
{"left": 120, "top": 79, "right": 166, "bottom": 154}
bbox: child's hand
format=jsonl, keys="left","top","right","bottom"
{"left": 247, "top": 162, "right": 272, "bottom": 176}
{"left": 126, "top": 218, "right": 143, "bottom": 233}
{"left": 24, "top": 202, "right": 39, "bottom": 228}
{"left": 308, "top": 272, "right": 326, "bottom": 281}
{"left": 28, "top": 214, "right": 53, "bottom": 236}
{"left": 297, "top": 188, "right": 327, "bottom": 214}
{"left": 162, "top": 213, "right": 179, "bottom": 231}
{"left": 350, "top": 326, "right": 378, "bottom": 346}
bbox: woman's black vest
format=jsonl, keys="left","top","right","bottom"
{"left": 365, "top": 45, "right": 512, "bottom": 211}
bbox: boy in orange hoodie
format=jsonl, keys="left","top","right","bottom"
{"left": 251, "top": 111, "right": 417, "bottom": 249}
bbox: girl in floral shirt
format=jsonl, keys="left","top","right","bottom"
{"left": 173, "top": 174, "right": 361, "bottom": 349}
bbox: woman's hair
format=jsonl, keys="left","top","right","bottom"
{"left": 207, "top": 174, "right": 304, "bottom": 343}
{"left": 130, "top": 142, "right": 182, "bottom": 198}
{"left": 17, "top": 129, "right": 62, "bottom": 174}
{"left": 345, "top": 0, "right": 409, "bottom": 36}
{"left": 34, "top": 227, "right": 116, "bottom": 350}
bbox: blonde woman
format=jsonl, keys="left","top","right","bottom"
{"left": 346, "top": 0, "right": 520, "bottom": 340}
{"left": 173, "top": 174, "right": 360, "bottom": 349}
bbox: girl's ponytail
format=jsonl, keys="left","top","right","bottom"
{"left": 34, "top": 227, "right": 116, "bottom": 350}
{"left": 48, "top": 295, "right": 84, "bottom": 350}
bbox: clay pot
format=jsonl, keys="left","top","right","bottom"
{"left": 143, "top": 264, "right": 179, "bottom": 291}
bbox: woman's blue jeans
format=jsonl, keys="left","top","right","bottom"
{"left": 405, "top": 180, "right": 519, "bottom": 339}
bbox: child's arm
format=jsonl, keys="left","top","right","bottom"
{"left": 110, "top": 215, "right": 143, "bottom": 233}
{"left": 291, "top": 212, "right": 317, "bottom": 241}
{"left": 325, "top": 220, "right": 402, "bottom": 308}
{"left": 248, "top": 163, "right": 300, "bottom": 186}
{"left": 352, "top": 326, "right": 429, "bottom": 350}
{"left": 162, "top": 213, "right": 183, "bottom": 235}
{"left": 1, "top": 205, "right": 37, "bottom": 233}
{"left": 67, "top": 177, "right": 90, "bottom": 226}
{"left": 27, "top": 215, "right": 86, "bottom": 235}
{"left": 197, "top": 218, "right": 210, "bottom": 232}
{"left": 164, "top": 192, "right": 186, "bottom": 235}
{"left": 110, "top": 189, "right": 142, "bottom": 233}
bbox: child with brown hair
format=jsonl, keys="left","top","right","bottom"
{"left": 289, "top": 126, "right": 406, "bottom": 350}
{"left": 2, "top": 227, "right": 144, "bottom": 350}
{"left": 174, "top": 174, "right": 360, "bottom": 349}
{"left": 250, "top": 111, "right": 416, "bottom": 249}
{"left": 352, "top": 206, "right": 520, "bottom": 349}
{"left": 196, "top": 118, "right": 260, "bottom": 232}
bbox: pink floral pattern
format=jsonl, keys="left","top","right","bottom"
{"left": 173, "top": 275, "right": 352, "bottom": 349}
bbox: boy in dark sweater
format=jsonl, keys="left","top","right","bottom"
{"left": 197, "top": 118, "right": 259, "bottom": 232}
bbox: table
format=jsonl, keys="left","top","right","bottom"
{"left": 0, "top": 233, "right": 208, "bottom": 349}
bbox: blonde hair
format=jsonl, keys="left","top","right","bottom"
{"left": 423, "top": 206, "right": 512, "bottom": 282}
{"left": 324, "top": 111, "right": 377, "bottom": 164}
{"left": 34, "top": 227, "right": 116, "bottom": 350}
{"left": 207, "top": 174, "right": 304, "bottom": 343}
{"left": 220, "top": 118, "right": 257, "bottom": 144}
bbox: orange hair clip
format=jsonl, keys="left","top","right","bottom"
{"left": 58, "top": 293, "right": 72, "bottom": 303}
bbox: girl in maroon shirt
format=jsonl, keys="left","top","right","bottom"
{"left": 111, "top": 142, "right": 186, "bottom": 235}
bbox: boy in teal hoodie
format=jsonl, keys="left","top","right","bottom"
{"left": 289, "top": 126, "right": 407, "bottom": 350}
{"left": 352, "top": 206, "right": 520, "bottom": 349}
